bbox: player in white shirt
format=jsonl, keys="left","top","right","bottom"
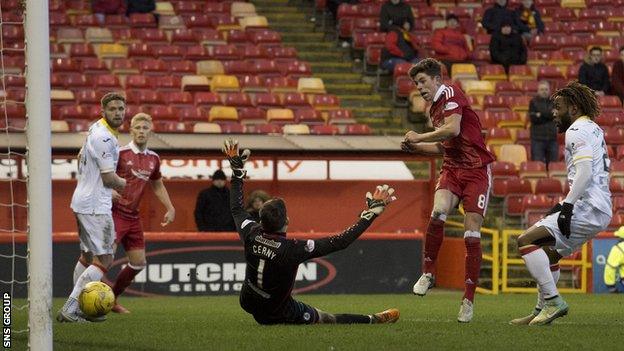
{"left": 511, "top": 82, "right": 612, "bottom": 326}
{"left": 58, "top": 92, "right": 128, "bottom": 323}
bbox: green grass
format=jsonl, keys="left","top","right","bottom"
{"left": 10, "top": 292, "right": 624, "bottom": 350}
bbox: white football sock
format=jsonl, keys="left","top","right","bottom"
{"left": 521, "top": 248, "right": 559, "bottom": 300}
{"left": 536, "top": 265, "right": 561, "bottom": 310}
{"left": 66, "top": 265, "right": 105, "bottom": 312}
{"left": 73, "top": 259, "right": 88, "bottom": 285}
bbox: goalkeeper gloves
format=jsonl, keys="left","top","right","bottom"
{"left": 360, "top": 184, "right": 396, "bottom": 220}
{"left": 557, "top": 202, "right": 573, "bottom": 239}
{"left": 546, "top": 202, "right": 563, "bottom": 216}
{"left": 222, "top": 138, "right": 251, "bottom": 179}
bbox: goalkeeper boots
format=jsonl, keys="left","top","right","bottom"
{"left": 56, "top": 309, "right": 89, "bottom": 323}
{"left": 529, "top": 296, "right": 568, "bottom": 326}
{"left": 373, "top": 308, "right": 400, "bottom": 324}
{"left": 412, "top": 273, "right": 434, "bottom": 296}
{"left": 509, "top": 310, "right": 539, "bottom": 325}
{"left": 457, "top": 298, "right": 473, "bottom": 323}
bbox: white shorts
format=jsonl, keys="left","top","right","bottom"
{"left": 536, "top": 200, "right": 611, "bottom": 257}
{"left": 75, "top": 213, "right": 115, "bottom": 255}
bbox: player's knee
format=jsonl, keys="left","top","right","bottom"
{"left": 129, "top": 261, "right": 146, "bottom": 271}
{"left": 516, "top": 234, "right": 533, "bottom": 249}
{"left": 431, "top": 210, "right": 448, "bottom": 222}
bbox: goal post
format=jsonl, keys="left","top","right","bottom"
{"left": 24, "top": 0, "right": 52, "bottom": 349}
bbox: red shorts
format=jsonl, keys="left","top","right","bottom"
{"left": 113, "top": 211, "right": 145, "bottom": 251}
{"left": 436, "top": 165, "right": 492, "bottom": 217}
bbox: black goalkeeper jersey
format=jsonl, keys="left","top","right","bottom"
{"left": 229, "top": 177, "right": 376, "bottom": 315}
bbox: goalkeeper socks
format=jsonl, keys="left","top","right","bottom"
{"left": 423, "top": 217, "right": 445, "bottom": 274}
{"left": 520, "top": 245, "right": 558, "bottom": 299}
{"left": 68, "top": 264, "right": 107, "bottom": 305}
{"left": 72, "top": 257, "right": 88, "bottom": 285}
{"left": 334, "top": 314, "right": 373, "bottom": 324}
{"left": 463, "top": 233, "right": 482, "bottom": 302}
{"left": 113, "top": 263, "right": 144, "bottom": 297}
{"left": 536, "top": 263, "right": 560, "bottom": 311}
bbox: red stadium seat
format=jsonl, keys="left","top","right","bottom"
{"left": 241, "top": 45, "right": 269, "bottom": 59}
{"left": 394, "top": 76, "right": 415, "bottom": 99}
{"left": 63, "top": 73, "right": 92, "bottom": 89}
{"left": 163, "top": 92, "right": 194, "bottom": 107}
{"left": 169, "top": 61, "right": 196, "bottom": 76}
{"left": 178, "top": 107, "right": 206, "bottom": 122}
{"left": 154, "top": 76, "right": 182, "bottom": 91}
{"left": 250, "top": 123, "right": 282, "bottom": 134}
{"left": 535, "top": 178, "right": 563, "bottom": 195}
{"left": 184, "top": 45, "right": 210, "bottom": 61}
{"left": 327, "top": 109, "right": 355, "bottom": 124}
{"left": 295, "top": 108, "right": 325, "bottom": 125}
{"left": 495, "top": 81, "right": 523, "bottom": 96}
{"left": 222, "top": 92, "right": 254, "bottom": 108}
{"left": 282, "top": 93, "right": 311, "bottom": 109}
{"left": 175, "top": 2, "right": 203, "bottom": 15}
{"left": 519, "top": 161, "right": 548, "bottom": 179}
{"left": 266, "top": 77, "right": 298, "bottom": 93}
{"left": 170, "top": 29, "right": 198, "bottom": 45}
{"left": 483, "top": 95, "right": 510, "bottom": 111}
{"left": 150, "top": 106, "right": 177, "bottom": 120}
{"left": 239, "top": 75, "right": 267, "bottom": 93}
{"left": 59, "top": 105, "right": 90, "bottom": 120}
{"left": 128, "top": 43, "right": 154, "bottom": 59}
{"left": 247, "top": 30, "right": 281, "bottom": 46}
{"left": 537, "top": 66, "right": 565, "bottom": 81}
{"left": 153, "top": 45, "right": 185, "bottom": 61}
{"left": 127, "top": 91, "right": 161, "bottom": 106}
{"left": 491, "top": 161, "right": 518, "bottom": 179}
{"left": 213, "top": 45, "right": 240, "bottom": 61}
{"left": 138, "top": 59, "right": 169, "bottom": 75}
{"left": 219, "top": 122, "right": 245, "bottom": 134}
{"left": 238, "top": 107, "right": 267, "bottom": 123}
{"left": 598, "top": 95, "right": 623, "bottom": 111}
{"left": 252, "top": 59, "right": 281, "bottom": 78}
{"left": 69, "top": 43, "right": 95, "bottom": 58}
{"left": 343, "top": 124, "right": 372, "bottom": 135}
{"left": 75, "top": 90, "right": 100, "bottom": 105}
{"left": 94, "top": 74, "right": 121, "bottom": 89}
{"left": 80, "top": 58, "right": 109, "bottom": 74}
{"left": 281, "top": 61, "right": 312, "bottom": 79}
{"left": 268, "top": 47, "right": 297, "bottom": 60}
{"left": 226, "top": 30, "right": 249, "bottom": 44}
{"left": 311, "top": 125, "right": 339, "bottom": 135}
{"left": 129, "top": 13, "right": 157, "bottom": 28}
{"left": 605, "top": 127, "right": 624, "bottom": 145}
{"left": 312, "top": 94, "right": 340, "bottom": 110}
{"left": 52, "top": 58, "right": 78, "bottom": 72}
{"left": 0, "top": 103, "right": 26, "bottom": 119}
{"left": 254, "top": 93, "right": 282, "bottom": 109}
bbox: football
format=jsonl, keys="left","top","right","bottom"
{"left": 79, "top": 281, "right": 115, "bottom": 317}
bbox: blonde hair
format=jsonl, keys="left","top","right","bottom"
{"left": 131, "top": 112, "right": 153, "bottom": 127}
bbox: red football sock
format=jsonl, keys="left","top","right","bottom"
{"left": 463, "top": 236, "right": 482, "bottom": 302}
{"left": 423, "top": 218, "right": 445, "bottom": 275}
{"left": 112, "top": 264, "right": 143, "bottom": 297}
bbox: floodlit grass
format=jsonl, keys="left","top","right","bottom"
{"left": 10, "top": 292, "right": 624, "bottom": 350}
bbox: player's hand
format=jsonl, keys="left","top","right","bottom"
{"left": 400, "top": 140, "right": 416, "bottom": 153}
{"left": 404, "top": 130, "right": 423, "bottom": 144}
{"left": 557, "top": 202, "right": 573, "bottom": 239}
{"left": 161, "top": 208, "right": 175, "bottom": 227}
{"left": 222, "top": 138, "right": 251, "bottom": 179}
{"left": 545, "top": 202, "right": 562, "bottom": 216}
{"left": 360, "top": 184, "right": 397, "bottom": 220}
{"left": 112, "top": 190, "right": 122, "bottom": 202}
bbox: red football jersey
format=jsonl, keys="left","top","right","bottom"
{"left": 429, "top": 84, "right": 494, "bottom": 169}
{"left": 112, "top": 142, "right": 162, "bottom": 218}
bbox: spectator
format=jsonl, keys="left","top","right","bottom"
{"left": 245, "top": 190, "right": 271, "bottom": 222}
{"left": 489, "top": 20, "right": 527, "bottom": 74}
{"left": 194, "top": 169, "right": 236, "bottom": 232}
{"left": 432, "top": 14, "right": 472, "bottom": 69}
{"left": 515, "top": 0, "right": 545, "bottom": 40}
{"left": 604, "top": 226, "right": 624, "bottom": 293}
{"left": 91, "top": 0, "right": 126, "bottom": 24}
{"left": 529, "top": 81, "right": 558, "bottom": 166}
{"left": 126, "top": 0, "right": 156, "bottom": 16}
{"left": 482, "top": 0, "right": 527, "bottom": 35}
{"left": 610, "top": 46, "right": 624, "bottom": 104}
{"left": 381, "top": 18, "right": 419, "bottom": 72}
{"left": 380, "top": 0, "right": 415, "bottom": 33}
{"left": 579, "top": 46, "right": 610, "bottom": 96}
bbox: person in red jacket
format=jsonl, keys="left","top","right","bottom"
{"left": 611, "top": 46, "right": 624, "bottom": 105}
{"left": 92, "top": 0, "right": 126, "bottom": 24}
{"left": 432, "top": 14, "right": 472, "bottom": 69}
{"left": 381, "top": 18, "right": 420, "bottom": 72}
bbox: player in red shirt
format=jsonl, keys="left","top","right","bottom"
{"left": 402, "top": 58, "right": 494, "bottom": 323}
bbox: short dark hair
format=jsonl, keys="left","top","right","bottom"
{"left": 619, "top": 46, "right": 624, "bottom": 53}
{"left": 101, "top": 92, "right": 126, "bottom": 109}
{"left": 552, "top": 81, "right": 601, "bottom": 120}
{"left": 408, "top": 58, "right": 442, "bottom": 80}
{"left": 260, "top": 198, "right": 287, "bottom": 233}
{"left": 589, "top": 46, "right": 603, "bottom": 53}
{"left": 446, "top": 14, "right": 459, "bottom": 22}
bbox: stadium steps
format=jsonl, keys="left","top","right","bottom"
{"left": 253, "top": 0, "right": 404, "bottom": 135}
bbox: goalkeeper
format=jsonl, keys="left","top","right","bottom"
{"left": 222, "top": 138, "right": 400, "bottom": 325}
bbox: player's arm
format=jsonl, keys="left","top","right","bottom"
{"left": 287, "top": 185, "right": 397, "bottom": 263}
{"left": 91, "top": 136, "right": 126, "bottom": 191}
{"left": 556, "top": 130, "right": 594, "bottom": 238}
{"left": 101, "top": 171, "right": 126, "bottom": 191}
{"left": 404, "top": 114, "right": 462, "bottom": 144}
{"left": 150, "top": 178, "right": 175, "bottom": 227}
{"left": 401, "top": 141, "right": 444, "bottom": 155}
{"left": 222, "top": 138, "right": 254, "bottom": 239}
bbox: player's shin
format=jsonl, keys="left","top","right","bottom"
{"left": 520, "top": 245, "right": 559, "bottom": 299}
{"left": 423, "top": 214, "right": 446, "bottom": 274}
{"left": 463, "top": 231, "right": 482, "bottom": 302}
{"left": 536, "top": 264, "right": 560, "bottom": 311}
{"left": 64, "top": 263, "right": 107, "bottom": 313}
{"left": 335, "top": 314, "right": 374, "bottom": 324}
{"left": 113, "top": 263, "right": 144, "bottom": 297}
{"left": 73, "top": 257, "right": 89, "bottom": 285}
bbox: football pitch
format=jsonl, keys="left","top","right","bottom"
{"left": 10, "top": 292, "right": 624, "bottom": 351}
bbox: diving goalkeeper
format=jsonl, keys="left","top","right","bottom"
{"left": 222, "top": 138, "right": 400, "bottom": 325}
